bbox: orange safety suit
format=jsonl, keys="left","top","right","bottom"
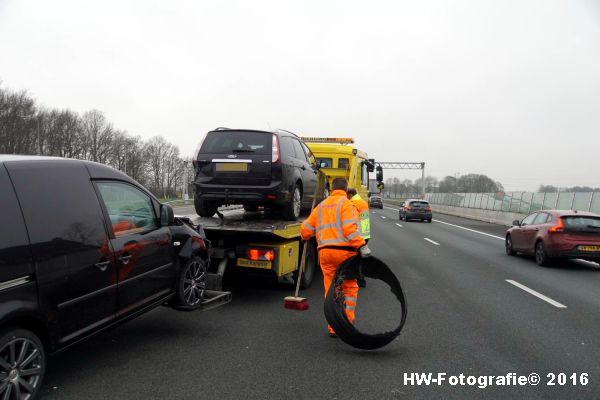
{"left": 300, "top": 190, "right": 366, "bottom": 334}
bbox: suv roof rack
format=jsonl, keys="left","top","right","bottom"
{"left": 274, "top": 129, "right": 299, "bottom": 138}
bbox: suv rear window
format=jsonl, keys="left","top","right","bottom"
{"left": 410, "top": 201, "right": 429, "bottom": 206}
{"left": 199, "top": 131, "right": 272, "bottom": 155}
{"left": 563, "top": 216, "right": 600, "bottom": 230}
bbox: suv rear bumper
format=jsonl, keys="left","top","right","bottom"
{"left": 195, "top": 181, "right": 289, "bottom": 204}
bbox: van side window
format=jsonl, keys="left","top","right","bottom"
{"left": 6, "top": 160, "right": 109, "bottom": 253}
{"left": 96, "top": 182, "right": 158, "bottom": 237}
{"left": 0, "top": 165, "right": 32, "bottom": 278}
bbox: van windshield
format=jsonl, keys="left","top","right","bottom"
{"left": 199, "top": 131, "right": 272, "bottom": 155}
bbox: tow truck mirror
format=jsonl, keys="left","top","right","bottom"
{"left": 160, "top": 204, "right": 175, "bottom": 226}
{"left": 512, "top": 220, "right": 521, "bottom": 227}
{"left": 376, "top": 165, "right": 383, "bottom": 182}
{"left": 367, "top": 159, "right": 375, "bottom": 173}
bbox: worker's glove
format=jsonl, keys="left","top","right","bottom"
{"left": 359, "top": 245, "right": 372, "bottom": 258}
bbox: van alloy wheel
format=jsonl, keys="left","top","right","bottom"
{"left": 182, "top": 259, "right": 207, "bottom": 306}
{"left": 0, "top": 333, "right": 44, "bottom": 400}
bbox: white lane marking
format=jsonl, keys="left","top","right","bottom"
{"left": 395, "top": 223, "right": 403, "bottom": 228}
{"left": 432, "top": 219, "right": 505, "bottom": 241}
{"left": 384, "top": 206, "right": 399, "bottom": 211}
{"left": 505, "top": 279, "right": 567, "bottom": 308}
{"left": 381, "top": 215, "right": 387, "bottom": 219}
{"left": 424, "top": 238, "right": 440, "bottom": 246}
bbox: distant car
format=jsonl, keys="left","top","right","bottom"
{"left": 399, "top": 199, "right": 432, "bottom": 222}
{"left": 0, "top": 156, "right": 229, "bottom": 399}
{"left": 505, "top": 210, "right": 600, "bottom": 266}
{"left": 193, "top": 128, "right": 319, "bottom": 220}
{"left": 369, "top": 195, "right": 383, "bottom": 209}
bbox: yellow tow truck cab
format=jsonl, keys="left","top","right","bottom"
{"left": 302, "top": 137, "right": 374, "bottom": 200}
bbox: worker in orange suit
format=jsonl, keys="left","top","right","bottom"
{"left": 301, "top": 178, "right": 371, "bottom": 338}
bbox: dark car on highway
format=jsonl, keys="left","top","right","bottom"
{"left": 399, "top": 199, "right": 433, "bottom": 222}
{"left": 193, "top": 128, "right": 318, "bottom": 220}
{"left": 369, "top": 195, "right": 383, "bottom": 209}
{"left": 0, "top": 155, "right": 230, "bottom": 399}
{"left": 505, "top": 210, "right": 600, "bottom": 266}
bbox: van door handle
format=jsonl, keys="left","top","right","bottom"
{"left": 95, "top": 260, "right": 110, "bottom": 271}
{"left": 119, "top": 254, "right": 132, "bottom": 264}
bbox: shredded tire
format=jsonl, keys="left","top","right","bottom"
{"left": 324, "top": 255, "right": 407, "bottom": 350}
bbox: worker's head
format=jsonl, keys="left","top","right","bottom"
{"left": 347, "top": 188, "right": 357, "bottom": 199}
{"left": 331, "top": 178, "right": 348, "bottom": 192}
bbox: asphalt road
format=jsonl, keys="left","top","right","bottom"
{"left": 39, "top": 205, "right": 600, "bottom": 399}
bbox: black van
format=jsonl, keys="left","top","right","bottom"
{"left": 0, "top": 156, "right": 230, "bottom": 399}
{"left": 193, "top": 128, "right": 319, "bottom": 220}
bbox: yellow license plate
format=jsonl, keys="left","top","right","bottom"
{"left": 216, "top": 163, "right": 248, "bottom": 172}
{"left": 237, "top": 258, "right": 272, "bottom": 269}
{"left": 578, "top": 245, "right": 600, "bottom": 252}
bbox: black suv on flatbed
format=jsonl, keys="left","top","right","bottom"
{"left": 0, "top": 156, "right": 230, "bottom": 399}
{"left": 193, "top": 128, "right": 319, "bottom": 220}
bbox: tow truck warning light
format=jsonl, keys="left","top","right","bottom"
{"left": 300, "top": 137, "right": 355, "bottom": 144}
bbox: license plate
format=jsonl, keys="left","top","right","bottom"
{"left": 216, "top": 163, "right": 248, "bottom": 172}
{"left": 237, "top": 258, "right": 271, "bottom": 269}
{"left": 578, "top": 245, "right": 600, "bottom": 252}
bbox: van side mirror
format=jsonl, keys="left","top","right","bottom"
{"left": 161, "top": 204, "right": 175, "bottom": 226}
{"left": 512, "top": 220, "right": 521, "bottom": 227}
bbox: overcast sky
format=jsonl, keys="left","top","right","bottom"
{"left": 1, "top": 0, "right": 599, "bottom": 190}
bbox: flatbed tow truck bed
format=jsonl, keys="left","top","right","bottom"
{"left": 177, "top": 207, "right": 316, "bottom": 291}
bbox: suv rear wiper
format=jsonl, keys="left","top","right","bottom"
{"left": 232, "top": 149, "right": 255, "bottom": 153}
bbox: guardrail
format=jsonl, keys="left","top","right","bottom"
{"left": 425, "top": 192, "right": 600, "bottom": 214}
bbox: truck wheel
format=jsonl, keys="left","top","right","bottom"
{"left": 195, "top": 196, "right": 218, "bottom": 217}
{"left": 295, "top": 242, "right": 316, "bottom": 289}
{"left": 176, "top": 256, "right": 207, "bottom": 309}
{"left": 281, "top": 184, "right": 302, "bottom": 221}
{"left": 0, "top": 328, "right": 45, "bottom": 400}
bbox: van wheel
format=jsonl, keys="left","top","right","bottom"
{"left": 176, "top": 256, "right": 207, "bottom": 309}
{"left": 295, "top": 242, "right": 316, "bottom": 289}
{"left": 0, "top": 328, "right": 45, "bottom": 400}
{"left": 195, "top": 196, "right": 218, "bottom": 217}
{"left": 282, "top": 185, "right": 302, "bottom": 221}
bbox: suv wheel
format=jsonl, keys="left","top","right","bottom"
{"left": 176, "top": 256, "right": 207, "bottom": 309}
{"left": 282, "top": 184, "right": 302, "bottom": 221}
{"left": 0, "top": 328, "right": 45, "bottom": 400}
{"left": 195, "top": 196, "right": 218, "bottom": 218}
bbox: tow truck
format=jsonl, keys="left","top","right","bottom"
{"left": 301, "top": 137, "right": 377, "bottom": 199}
{"left": 177, "top": 137, "right": 380, "bottom": 291}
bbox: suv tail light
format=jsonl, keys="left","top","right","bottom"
{"left": 192, "top": 133, "right": 208, "bottom": 168}
{"left": 548, "top": 217, "right": 565, "bottom": 233}
{"left": 247, "top": 249, "right": 275, "bottom": 261}
{"left": 272, "top": 134, "right": 280, "bottom": 163}
{"left": 426, "top": 206, "right": 432, "bottom": 212}
{"left": 405, "top": 206, "right": 412, "bottom": 211}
